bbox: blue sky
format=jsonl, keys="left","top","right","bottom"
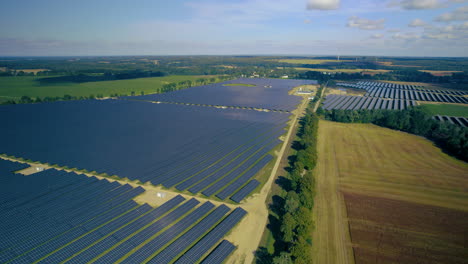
{"left": 0, "top": 0, "right": 467, "bottom": 56}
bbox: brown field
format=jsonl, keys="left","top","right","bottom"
{"left": 14, "top": 69, "right": 50, "bottom": 74}
{"left": 419, "top": 70, "right": 463, "bottom": 76}
{"left": 312, "top": 120, "right": 468, "bottom": 264}
{"left": 326, "top": 87, "right": 366, "bottom": 96}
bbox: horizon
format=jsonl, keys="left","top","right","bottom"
{"left": 1, "top": 0, "right": 467, "bottom": 57}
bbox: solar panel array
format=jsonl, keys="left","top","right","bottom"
{"left": 127, "top": 78, "right": 315, "bottom": 111}
{"left": 200, "top": 240, "right": 236, "bottom": 264}
{"left": 0, "top": 100, "right": 282, "bottom": 200}
{"left": 432, "top": 115, "right": 468, "bottom": 127}
{"left": 322, "top": 94, "right": 417, "bottom": 110}
{"left": 0, "top": 160, "right": 246, "bottom": 263}
{"left": 337, "top": 81, "right": 468, "bottom": 104}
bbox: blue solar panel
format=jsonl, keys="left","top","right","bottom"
{"left": 147, "top": 205, "right": 231, "bottom": 264}
{"left": 216, "top": 155, "right": 272, "bottom": 200}
{"left": 121, "top": 202, "right": 215, "bottom": 264}
{"left": 174, "top": 207, "right": 247, "bottom": 264}
{"left": 200, "top": 240, "right": 236, "bottom": 264}
{"left": 127, "top": 78, "right": 314, "bottom": 111}
{"left": 230, "top": 180, "right": 261, "bottom": 203}
{"left": 0, "top": 100, "right": 289, "bottom": 194}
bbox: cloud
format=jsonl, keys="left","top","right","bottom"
{"left": 304, "top": 19, "right": 312, "bottom": 24}
{"left": 435, "top": 6, "right": 468, "bottom": 21}
{"left": 347, "top": 16, "right": 385, "bottom": 30}
{"left": 392, "top": 32, "right": 421, "bottom": 39}
{"left": 396, "top": 0, "right": 446, "bottom": 9}
{"left": 371, "top": 33, "right": 385, "bottom": 38}
{"left": 306, "top": 0, "right": 340, "bottom": 10}
{"left": 409, "top": 18, "right": 428, "bottom": 26}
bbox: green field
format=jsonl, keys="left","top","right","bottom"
{"left": 0, "top": 75, "right": 210, "bottom": 102}
{"left": 222, "top": 83, "right": 256, "bottom": 87}
{"left": 420, "top": 103, "right": 468, "bottom": 117}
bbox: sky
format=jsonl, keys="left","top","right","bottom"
{"left": 0, "top": 0, "right": 467, "bottom": 57}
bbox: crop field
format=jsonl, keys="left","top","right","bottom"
{"left": 0, "top": 75, "right": 205, "bottom": 101}
{"left": 0, "top": 159, "right": 245, "bottom": 264}
{"left": 276, "top": 59, "right": 352, "bottom": 64}
{"left": 0, "top": 100, "right": 286, "bottom": 203}
{"left": 129, "top": 78, "right": 315, "bottom": 111}
{"left": 313, "top": 120, "right": 468, "bottom": 264}
{"left": 419, "top": 70, "right": 463, "bottom": 76}
{"left": 420, "top": 103, "right": 468, "bottom": 117}
{"left": 293, "top": 67, "right": 390, "bottom": 74}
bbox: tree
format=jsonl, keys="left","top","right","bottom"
{"left": 280, "top": 213, "right": 296, "bottom": 243}
{"left": 272, "top": 252, "right": 293, "bottom": 264}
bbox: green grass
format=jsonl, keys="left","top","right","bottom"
{"left": 420, "top": 103, "right": 468, "bottom": 117}
{"left": 222, "top": 83, "right": 256, "bottom": 87}
{"left": 0, "top": 75, "right": 209, "bottom": 100}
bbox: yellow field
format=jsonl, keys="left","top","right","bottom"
{"left": 312, "top": 120, "right": 468, "bottom": 264}
{"left": 277, "top": 59, "right": 349, "bottom": 64}
{"left": 293, "top": 67, "right": 390, "bottom": 74}
{"left": 419, "top": 70, "right": 463, "bottom": 76}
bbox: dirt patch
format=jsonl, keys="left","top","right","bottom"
{"left": 345, "top": 192, "right": 468, "bottom": 264}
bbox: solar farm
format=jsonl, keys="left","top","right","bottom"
{"left": 322, "top": 81, "right": 468, "bottom": 111}
{"left": 0, "top": 77, "right": 314, "bottom": 263}
{"left": 128, "top": 78, "right": 315, "bottom": 111}
{"left": 432, "top": 115, "right": 468, "bottom": 127}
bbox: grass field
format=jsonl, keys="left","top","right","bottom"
{"left": 419, "top": 103, "right": 468, "bottom": 117}
{"left": 0, "top": 75, "right": 209, "bottom": 101}
{"left": 312, "top": 120, "right": 468, "bottom": 264}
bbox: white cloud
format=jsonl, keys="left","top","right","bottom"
{"left": 409, "top": 18, "right": 428, "bottom": 26}
{"left": 306, "top": 0, "right": 340, "bottom": 10}
{"left": 393, "top": 32, "right": 421, "bottom": 39}
{"left": 347, "top": 16, "right": 385, "bottom": 30}
{"left": 396, "top": 0, "right": 445, "bottom": 9}
{"left": 435, "top": 6, "right": 468, "bottom": 21}
{"left": 371, "top": 33, "right": 385, "bottom": 38}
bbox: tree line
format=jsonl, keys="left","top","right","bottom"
{"left": 319, "top": 107, "right": 468, "bottom": 162}
{"left": 256, "top": 86, "right": 323, "bottom": 264}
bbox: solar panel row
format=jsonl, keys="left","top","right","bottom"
{"left": 174, "top": 207, "right": 247, "bottom": 264}
{"left": 0, "top": 161, "right": 247, "bottom": 264}
{"left": 322, "top": 95, "right": 416, "bottom": 111}
{"left": 0, "top": 100, "right": 288, "bottom": 199}
{"left": 127, "top": 78, "right": 315, "bottom": 111}
{"left": 231, "top": 180, "right": 261, "bottom": 203}
{"left": 433, "top": 115, "right": 468, "bottom": 127}
{"left": 216, "top": 154, "right": 273, "bottom": 200}
{"left": 200, "top": 240, "right": 236, "bottom": 264}
{"left": 337, "top": 81, "right": 468, "bottom": 104}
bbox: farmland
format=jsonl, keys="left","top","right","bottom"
{"left": 313, "top": 120, "right": 468, "bottom": 264}
{"left": 420, "top": 103, "right": 468, "bottom": 117}
{"left": 0, "top": 75, "right": 208, "bottom": 102}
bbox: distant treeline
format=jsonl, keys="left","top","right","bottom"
{"left": 299, "top": 70, "right": 468, "bottom": 90}
{"left": 319, "top": 107, "right": 468, "bottom": 162}
{"left": 37, "top": 70, "right": 166, "bottom": 84}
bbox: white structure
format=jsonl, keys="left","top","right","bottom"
{"left": 156, "top": 192, "right": 167, "bottom": 198}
